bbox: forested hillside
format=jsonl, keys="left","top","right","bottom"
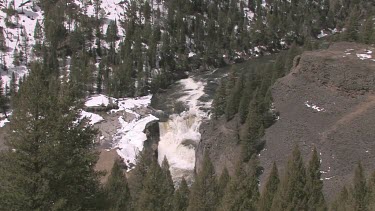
{"left": 1, "top": 0, "right": 374, "bottom": 102}
{"left": 0, "top": 0, "right": 374, "bottom": 210}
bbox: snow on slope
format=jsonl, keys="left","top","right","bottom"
{"left": 0, "top": 0, "right": 43, "bottom": 87}
{"left": 80, "top": 110, "right": 104, "bottom": 125}
{"left": 75, "top": 0, "right": 127, "bottom": 37}
{"left": 115, "top": 114, "right": 158, "bottom": 170}
{"left": 0, "top": 0, "right": 127, "bottom": 89}
{"left": 110, "top": 95, "right": 158, "bottom": 170}
{"left": 85, "top": 94, "right": 113, "bottom": 107}
{"left": 83, "top": 94, "right": 158, "bottom": 166}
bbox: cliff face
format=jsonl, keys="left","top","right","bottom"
{"left": 196, "top": 116, "right": 242, "bottom": 176}
{"left": 260, "top": 42, "right": 375, "bottom": 201}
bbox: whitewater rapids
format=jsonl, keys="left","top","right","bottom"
{"left": 158, "top": 77, "right": 211, "bottom": 181}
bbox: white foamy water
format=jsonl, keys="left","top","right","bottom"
{"left": 158, "top": 78, "right": 211, "bottom": 180}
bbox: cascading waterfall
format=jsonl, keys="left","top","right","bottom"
{"left": 158, "top": 77, "right": 211, "bottom": 181}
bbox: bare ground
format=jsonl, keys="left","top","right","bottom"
{"left": 260, "top": 42, "right": 375, "bottom": 201}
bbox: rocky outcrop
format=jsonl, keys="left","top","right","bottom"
{"left": 260, "top": 42, "right": 375, "bottom": 201}
{"left": 144, "top": 120, "right": 160, "bottom": 158}
{"left": 196, "top": 116, "right": 242, "bottom": 177}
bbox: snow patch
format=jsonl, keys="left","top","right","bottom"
{"left": 115, "top": 114, "right": 158, "bottom": 170}
{"left": 357, "top": 54, "right": 372, "bottom": 60}
{"left": 317, "top": 30, "right": 328, "bottom": 39}
{"left": 85, "top": 94, "right": 112, "bottom": 107}
{"left": 111, "top": 95, "right": 153, "bottom": 113}
{"left": 80, "top": 110, "right": 104, "bottom": 125}
{"left": 305, "top": 101, "right": 325, "bottom": 112}
{"left": 188, "top": 52, "right": 196, "bottom": 58}
{"left": 0, "top": 118, "right": 10, "bottom": 127}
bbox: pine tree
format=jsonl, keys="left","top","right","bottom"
{"left": 13, "top": 49, "right": 20, "bottom": 66}
{"left": 21, "top": 26, "right": 29, "bottom": 64}
{"left": 212, "top": 78, "right": 227, "bottom": 118}
{"left": 0, "top": 79, "right": 9, "bottom": 118}
{"left": 342, "top": 7, "right": 360, "bottom": 41}
{"left": 161, "top": 157, "right": 175, "bottom": 210}
{"left": 368, "top": 172, "right": 375, "bottom": 210}
{"left": 0, "top": 62, "right": 101, "bottom": 210}
{"left": 172, "top": 178, "right": 190, "bottom": 211}
{"left": 0, "top": 27, "right": 6, "bottom": 51}
{"left": 305, "top": 147, "right": 326, "bottom": 211}
{"left": 225, "top": 73, "right": 244, "bottom": 121}
{"left": 188, "top": 153, "right": 218, "bottom": 211}
{"left": 105, "top": 159, "right": 132, "bottom": 211}
{"left": 240, "top": 89, "right": 264, "bottom": 162}
{"left": 219, "top": 157, "right": 260, "bottom": 211}
{"left": 359, "top": 16, "right": 375, "bottom": 44}
{"left": 352, "top": 162, "right": 368, "bottom": 211}
{"left": 218, "top": 167, "right": 230, "bottom": 201}
{"left": 136, "top": 158, "right": 174, "bottom": 211}
{"left": 238, "top": 73, "right": 257, "bottom": 124}
{"left": 128, "top": 150, "right": 152, "bottom": 203}
{"left": 258, "top": 162, "right": 280, "bottom": 211}
{"left": 9, "top": 71, "right": 16, "bottom": 97}
{"left": 271, "top": 145, "right": 307, "bottom": 211}
{"left": 330, "top": 186, "right": 352, "bottom": 211}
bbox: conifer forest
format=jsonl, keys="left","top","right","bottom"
{"left": 0, "top": 0, "right": 374, "bottom": 210}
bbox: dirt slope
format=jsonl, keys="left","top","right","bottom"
{"left": 260, "top": 42, "right": 375, "bottom": 201}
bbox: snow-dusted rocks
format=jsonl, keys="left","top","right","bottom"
{"left": 305, "top": 101, "right": 325, "bottom": 112}
{"left": 111, "top": 95, "right": 153, "bottom": 114}
{"left": 85, "top": 94, "right": 112, "bottom": 107}
{"left": 80, "top": 110, "right": 104, "bottom": 125}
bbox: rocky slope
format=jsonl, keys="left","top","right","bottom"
{"left": 260, "top": 42, "right": 375, "bottom": 201}
{"left": 196, "top": 42, "right": 375, "bottom": 201}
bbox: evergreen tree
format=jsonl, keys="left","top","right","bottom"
{"left": 172, "top": 177, "right": 190, "bottom": 211}
{"left": 352, "top": 162, "right": 368, "bottom": 211}
{"left": 0, "top": 79, "right": 9, "bottom": 118}
{"left": 271, "top": 145, "right": 307, "bottom": 211}
{"left": 0, "top": 62, "right": 101, "bottom": 210}
{"left": 136, "top": 158, "right": 174, "bottom": 211}
{"left": 342, "top": 7, "right": 360, "bottom": 41}
{"left": 359, "top": 16, "right": 375, "bottom": 44}
{"left": 238, "top": 72, "right": 257, "bottom": 124}
{"left": 218, "top": 167, "right": 230, "bottom": 201}
{"left": 9, "top": 71, "right": 16, "bottom": 97}
{"left": 161, "top": 157, "right": 175, "bottom": 210}
{"left": 0, "top": 27, "right": 6, "bottom": 51}
{"left": 219, "top": 157, "right": 260, "bottom": 211}
{"left": 258, "top": 162, "right": 280, "bottom": 211}
{"left": 240, "top": 89, "right": 264, "bottom": 162}
{"left": 305, "top": 147, "right": 326, "bottom": 211}
{"left": 212, "top": 78, "right": 227, "bottom": 118}
{"left": 105, "top": 159, "right": 132, "bottom": 211}
{"left": 368, "top": 172, "right": 375, "bottom": 210}
{"left": 330, "top": 186, "right": 352, "bottom": 211}
{"left": 225, "top": 73, "right": 244, "bottom": 121}
{"left": 128, "top": 150, "right": 152, "bottom": 203}
{"left": 188, "top": 153, "right": 218, "bottom": 211}
{"left": 13, "top": 49, "right": 20, "bottom": 66}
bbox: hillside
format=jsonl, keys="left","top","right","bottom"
{"left": 260, "top": 42, "right": 375, "bottom": 201}
{"left": 0, "top": 0, "right": 375, "bottom": 209}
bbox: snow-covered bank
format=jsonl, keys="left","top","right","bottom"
{"left": 105, "top": 95, "right": 158, "bottom": 170}
{"left": 80, "top": 110, "right": 104, "bottom": 125}
{"left": 115, "top": 114, "right": 158, "bottom": 170}
{"left": 158, "top": 77, "right": 211, "bottom": 180}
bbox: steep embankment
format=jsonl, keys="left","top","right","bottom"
{"left": 260, "top": 42, "right": 375, "bottom": 201}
